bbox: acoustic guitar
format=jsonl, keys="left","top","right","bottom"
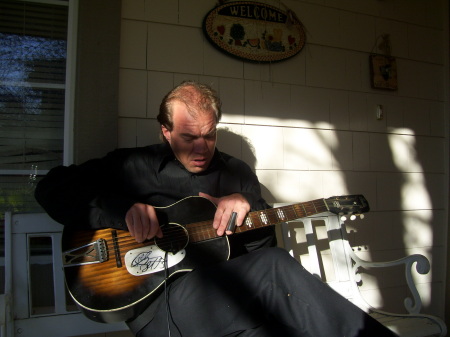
{"left": 62, "top": 194, "right": 369, "bottom": 323}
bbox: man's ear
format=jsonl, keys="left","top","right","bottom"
{"left": 161, "top": 125, "right": 171, "bottom": 142}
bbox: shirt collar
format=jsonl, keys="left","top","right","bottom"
{"left": 157, "top": 143, "right": 175, "bottom": 172}
{"left": 157, "top": 144, "right": 225, "bottom": 174}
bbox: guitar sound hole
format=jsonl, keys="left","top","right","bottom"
{"left": 155, "top": 223, "right": 189, "bottom": 254}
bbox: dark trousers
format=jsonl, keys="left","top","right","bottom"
{"left": 130, "top": 247, "right": 398, "bottom": 337}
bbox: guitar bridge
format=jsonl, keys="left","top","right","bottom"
{"left": 63, "top": 238, "right": 108, "bottom": 267}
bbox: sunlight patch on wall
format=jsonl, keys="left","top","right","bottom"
{"left": 239, "top": 120, "right": 349, "bottom": 203}
{"left": 387, "top": 131, "right": 433, "bottom": 248}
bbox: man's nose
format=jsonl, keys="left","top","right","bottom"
{"left": 193, "top": 137, "right": 208, "bottom": 152}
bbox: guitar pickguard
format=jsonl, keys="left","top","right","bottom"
{"left": 124, "top": 245, "right": 186, "bottom": 276}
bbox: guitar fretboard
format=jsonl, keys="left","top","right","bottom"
{"left": 186, "top": 198, "right": 328, "bottom": 243}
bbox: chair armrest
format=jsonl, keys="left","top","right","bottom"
{"left": 339, "top": 222, "right": 430, "bottom": 315}
{"left": 348, "top": 248, "right": 430, "bottom": 314}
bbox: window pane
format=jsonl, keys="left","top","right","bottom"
{"left": 0, "top": 174, "right": 43, "bottom": 213}
{"left": 0, "top": 0, "right": 68, "bottom": 171}
{"left": 0, "top": 86, "right": 65, "bottom": 171}
{"left": 29, "top": 236, "right": 55, "bottom": 315}
{"left": 0, "top": 0, "right": 69, "bottom": 263}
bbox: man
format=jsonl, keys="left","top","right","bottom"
{"left": 35, "top": 81, "right": 398, "bottom": 336}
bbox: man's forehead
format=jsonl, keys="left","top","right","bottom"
{"left": 175, "top": 120, "right": 217, "bottom": 135}
{"left": 179, "top": 127, "right": 217, "bottom": 136}
{"left": 172, "top": 102, "right": 216, "bottom": 126}
{"left": 172, "top": 99, "right": 215, "bottom": 117}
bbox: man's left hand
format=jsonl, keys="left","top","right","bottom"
{"left": 199, "top": 192, "right": 250, "bottom": 236}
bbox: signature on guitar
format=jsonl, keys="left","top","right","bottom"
{"left": 131, "top": 251, "right": 167, "bottom": 273}
{"left": 125, "top": 245, "right": 186, "bottom": 276}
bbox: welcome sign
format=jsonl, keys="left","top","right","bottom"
{"left": 203, "top": 1, "right": 306, "bottom": 62}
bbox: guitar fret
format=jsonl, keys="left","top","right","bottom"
{"left": 188, "top": 221, "right": 214, "bottom": 241}
{"left": 283, "top": 206, "right": 298, "bottom": 221}
{"left": 312, "top": 201, "right": 318, "bottom": 213}
{"left": 266, "top": 210, "right": 278, "bottom": 224}
{"left": 194, "top": 226, "right": 203, "bottom": 241}
{"left": 250, "top": 213, "right": 262, "bottom": 228}
{"left": 302, "top": 203, "right": 308, "bottom": 216}
{"left": 302, "top": 202, "right": 316, "bottom": 216}
{"left": 293, "top": 204, "right": 306, "bottom": 218}
{"left": 200, "top": 226, "right": 209, "bottom": 240}
{"left": 313, "top": 199, "right": 328, "bottom": 213}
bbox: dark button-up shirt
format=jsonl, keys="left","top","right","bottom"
{"left": 35, "top": 143, "right": 275, "bottom": 257}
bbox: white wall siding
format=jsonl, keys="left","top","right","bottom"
{"left": 118, "top": 0, "right": 447, "bottom": 318}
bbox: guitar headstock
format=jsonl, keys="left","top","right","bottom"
{"left": 325, "top": 195, "right": 370, "bottom": 219}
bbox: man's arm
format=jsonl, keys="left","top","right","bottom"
{"left": 217, "top": 154, "right": 277, "bottom": 256}
{"left": 35, "top": 150, "right": 136, "bottom": 230}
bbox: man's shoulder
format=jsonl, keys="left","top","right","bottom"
{"left": 104, "top": 143, "right": 172, "bottom": 167}
{"left": 217, "top": 150, "right": 253, "bottom": 171}
{"left": 109, "top": 143, "right": 169, "bottom": 157}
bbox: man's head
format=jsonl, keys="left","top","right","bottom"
{"left": 157, "top": 81, "right": 222, "bottom": 173}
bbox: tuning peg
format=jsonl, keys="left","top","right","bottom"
{"left": 340, "top": 215, "right": 347, "bottom": 221}
{"left": 359, "top": 214, "right": 364, "bottom": 219}
{"left": 350, "top": 214, "right": 356, "bottom": 221}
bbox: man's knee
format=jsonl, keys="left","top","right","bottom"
{"left": 253, "top": 247, "right": 299, "bottom": 266}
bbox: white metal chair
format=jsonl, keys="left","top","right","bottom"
{"left": 276, "top": 208, "right": 446, "bottom": 337}
{"left": 3, "top": 212, "right": 129, "bottom": 337}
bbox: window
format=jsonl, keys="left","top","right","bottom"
{"left": 0, "top": 0, "right": 74, "bottom": 276}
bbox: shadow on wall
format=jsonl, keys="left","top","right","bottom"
{"left": 217, "top": 127, "right": 276, "bottom": 203}
{"left": 216, "top": 125, "right": 437, "bottom": 317}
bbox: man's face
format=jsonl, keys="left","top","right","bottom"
{"left": 162, "top": 101, "right": 217, "bottom": 173}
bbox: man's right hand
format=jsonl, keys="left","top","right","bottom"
{"left": 125, "top": 203, "right": 163, "bottom": 243}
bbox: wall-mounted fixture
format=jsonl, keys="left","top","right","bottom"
{"left": 376, "top": 104, "right": 384, "bottom": 120}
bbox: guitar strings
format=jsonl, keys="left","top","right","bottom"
{"left": 91, "top": 221, "right": 217, "bottom": 256}
{"left": 100, "top": 203, "right": 317, "bottom": 253}
{"left": 96, "top": 206, "right": 295, "bottom": 256}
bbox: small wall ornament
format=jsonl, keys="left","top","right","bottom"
{"left": 203, "top": 1, "right": 306, "bottom": 62}
{"left": 369, "top": 34, "right": 398, "bottom": 90}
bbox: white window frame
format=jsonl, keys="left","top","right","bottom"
{"left": 0, "top": 0, "right": 78, "bottom": 293}
{"left": 64, "top": 0, "right": 78, "bottom": 166}
{"left": 0, "top": 0, "right": 78, "bottom": 177}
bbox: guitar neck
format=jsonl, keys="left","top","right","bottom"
{"left": 186, "top": 198, "right": 329, "bottom": 243}
{"left": 240, "top": 198, "right": 329, "bottom": 233}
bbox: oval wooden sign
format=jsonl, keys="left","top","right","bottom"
{"left": 203, "top": 1, "right": 306, "bottom": 63}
